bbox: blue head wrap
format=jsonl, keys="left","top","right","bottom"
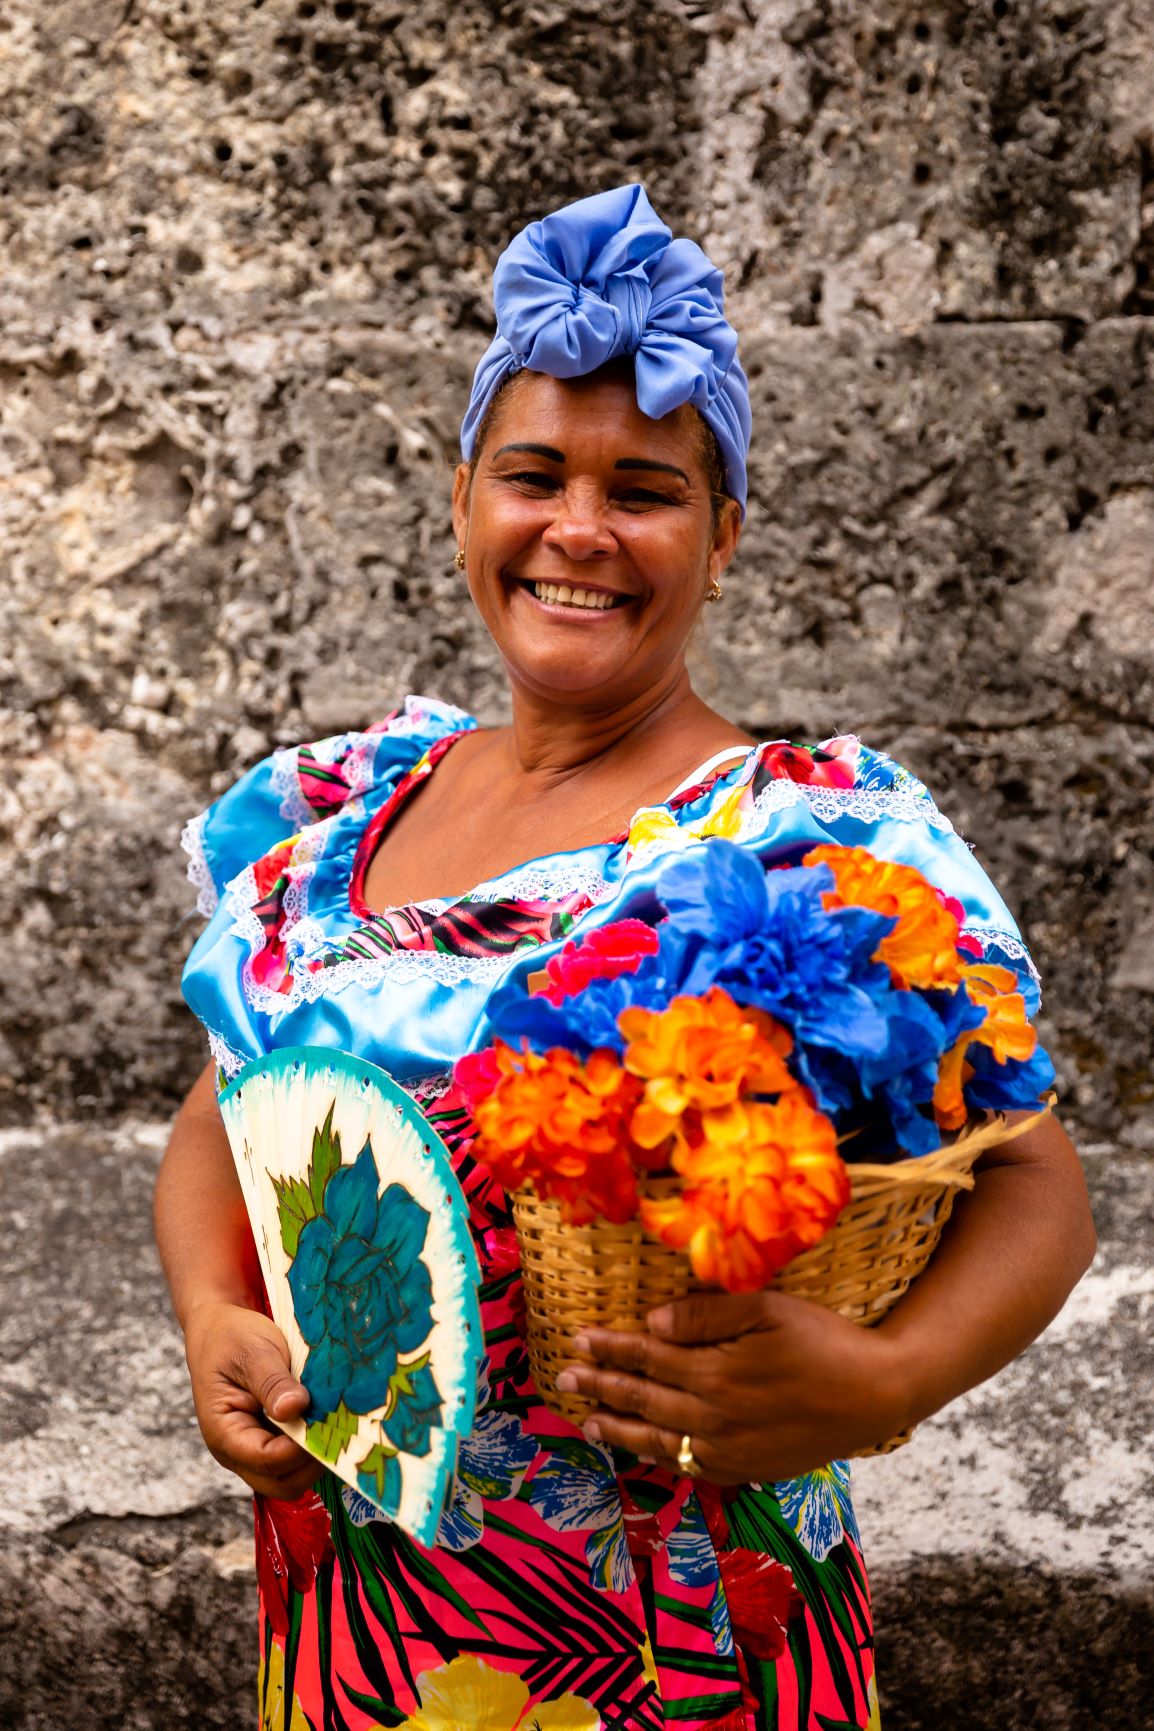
{"left": 460, "top": 184, "right": 752, "bottom": 516}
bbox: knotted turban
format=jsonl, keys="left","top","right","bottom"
{"left": 460, "top": 184, "right": 752, "bottom": 516}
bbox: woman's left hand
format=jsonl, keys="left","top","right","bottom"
{"left": 557, "top": 1290, "right": 912, "bottom": 1483}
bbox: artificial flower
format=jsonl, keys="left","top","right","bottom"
{"left": 468, "top": 1043, "right": 645, "bottom": 1223}
{"left": 934, "top": 962, "right": 1041, "bottom": 1130}
{"left": 620, "top": 986, "right": 795, "bottom": 1152}
{"left": 804, "top": 843, "right": 965, "bottom": 991}
{"left": 541, "top": 919, "right": 660, "bottom": 1004}
{"left": 641, "top": 1090, "right": 849, "bottom": 1290}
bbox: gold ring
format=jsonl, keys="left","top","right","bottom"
{"left": 677, "top": 1433, "right": 701, "bottom": 1478}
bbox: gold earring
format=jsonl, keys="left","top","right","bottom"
{"left": 454, "top": 548, "right": 466, "bottom": 570}
{"left": 705, "top": 578, "right": 722, "bottom": 603}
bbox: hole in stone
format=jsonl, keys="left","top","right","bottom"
{"left": 298, "top": 1, "right": 316, "bottom": 15}
{"left": 379, "top": 91, "right": 394, "bottom": 131}
{"left": 188, "top": 63, "right": 210, "bottom": 80}
{"left": 70, "top": 234, "right": 93, "bottom": 249}
{"left": 913, "top": 20, "right": 930, "bottom": 40}
{"left": 913, "top": 161, "right": 931, "bottom": 184}
{"left": 906, "top": 73, "right": 922, "bottom": 94}
{"left": 1015, "top": 402, "right": 1046, "bottom": 420}
{"left": 420, "top": 140, "right": 437, "bottom": 158}
{"left": 993, "top": 0, "right": 1008, "bottom": 16}
{"left": 334, "top": 0, "right": 356, "bottom": 15}
{"left": 214, "top": 140, "right": 233, "bottom": 162}
{"left": 1044, "top": 445, "right": 1062, "bottom": 464}
{"left": 393, "top": 577, "right": 410, "bottom": 603}
{"left": 175, "top": 245, "right": 204, "bottom": 275}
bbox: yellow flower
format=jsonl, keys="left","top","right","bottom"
{"left": 398, "top": 1655, "right": 600, "bottom": 1731}
{"left": 258, "top": 1640, "right": 310, "bottom": 1731}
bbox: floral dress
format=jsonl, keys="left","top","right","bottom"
{"left": 181, "top": 696, "right": 1040, "bottom": 1731}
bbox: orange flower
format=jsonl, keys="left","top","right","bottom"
{"left": 471, "top": 1042, "right": 644, "bottom": 1224}
{"left": 620, "top": 987, "right": 796, "bottom": 1155}
{"left": 640, "top": 1091, "right": 849, "bottom": 1291}
{"left": 933, "top": 963, "right": 1038, "bottom": 1131}
{"left": 803, "top": 844, "right": 964, "bottom": 992}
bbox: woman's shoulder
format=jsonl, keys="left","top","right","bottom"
{"left": 180, "top": 694, "right": 476, "bottom": 918}
{"left": 661, "top": 731, "right": 954, "bottom": 836}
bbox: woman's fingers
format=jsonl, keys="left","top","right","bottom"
{"left": 559, "top": 1360, "right": 723, "bottom": 1437}
{"left": 581, "top": 1408, "right": 743, "bottom": 1485}
{"left": 570, "top": 1326, "right": 716, "bottom": 1394}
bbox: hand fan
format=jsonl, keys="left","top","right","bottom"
{"left": 218, "top": 1046, "right": 482, "bottom": 1547}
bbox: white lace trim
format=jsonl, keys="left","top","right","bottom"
{"left": 223, "top": 822, "right": 337, "bottom": 1013}
{"left": 962, "top": 925, "right": 1042, "bottom": 985}
{"left": 383, "top": 694, "right": 476, "bottom": 739}
{"left": 270, "top": 733, "right": 384, "bottom": 828}
{"left": 467, "top": 861, "right": 611, "bottom": 905}
{"left": 265, "top": 947, "right": 518, "bottom": 1011}
{"left": 401, "top": 1069, "right": 455, "bottom": 1103}
{"left": 747, "top": 778, "right": 956, "bottom": 836}
{"left": 180, "top": 810, "right": 218, "bottom": 918}
{"left": 206, "top": 1027, "right": 250, "bottom": 1082}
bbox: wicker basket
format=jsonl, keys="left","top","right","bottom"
{"left": 513, "top": 1109, "right": 1042, "bottom": 1453}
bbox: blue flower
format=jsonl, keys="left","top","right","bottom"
{"left": 665, "top": 1497, "right": 720, "bottom": 1588}
{"left": 529, "top": 1437, "right": 633, "bottom": 1593}
{"left": 382, "top": 1358, "right": 442, "bottom": 1458}
{"left": 287, "top": 1145, "right": 434, "bottom": 1419}
{"left": 774, "top": 1462, "right": 860, "bottom": 1563}
{"left": 436, "top": 1358, "right": 539, "bottom": 1552}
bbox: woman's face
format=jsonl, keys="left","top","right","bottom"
{"left": 452, "top": 368, "right": 741, "bottom": 709}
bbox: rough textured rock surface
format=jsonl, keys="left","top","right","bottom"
{"left": 3, "top": 0, "right": 1152, "bottom": 1724}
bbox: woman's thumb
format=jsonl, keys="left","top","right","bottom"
{"left": 230, "top": 1333, "right": 309, "bottom": 1418}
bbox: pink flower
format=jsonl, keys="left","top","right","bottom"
{"left": 451, "top": 1047, "right": 504, "bottom": 1111}
{"left": 541, "top": 919, "right": 660, "bottom": 1004}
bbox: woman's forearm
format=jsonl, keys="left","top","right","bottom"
{"left": 877, "top": 1111, "right": 1096, "bottom": 1428}
{"left": 154, "top": 1060, "right": 259, "bottom": 1330}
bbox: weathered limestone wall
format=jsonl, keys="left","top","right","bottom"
{"left": 2, "top": 0, "right": 1152, "bottom": 1133}
{"left": 2, "top": 2, "right": 1152, "bottom": 1726}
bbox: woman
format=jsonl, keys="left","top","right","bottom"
{"left": 157, "top": 186, "right": 1095, "bottom": 1731}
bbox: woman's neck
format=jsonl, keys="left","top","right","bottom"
{"left": 499, "top": 663, "right": 714, "bottom": 788}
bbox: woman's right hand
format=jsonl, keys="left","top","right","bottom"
{"left": 183, "top": 1300, "right": 322, "bottom": 1500}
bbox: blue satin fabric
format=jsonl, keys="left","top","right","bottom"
{"left": 181, "top": 697, "right": 1039, "bottom": 1092}
{"left": 460, "top": 184, "right": 752, "bottom": 515}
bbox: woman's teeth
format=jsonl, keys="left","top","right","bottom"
{"left": 533, "top": 581, "right": 618, "bottom": 611}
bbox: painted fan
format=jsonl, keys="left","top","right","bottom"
{"left": 218, "top": 1047, "right": 482, "bottom": 1547}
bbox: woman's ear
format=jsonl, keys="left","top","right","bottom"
{"left": 451, "top": 462, "right": 470, "bottom": 551}
{"left": 708, "top": 499, "right": 742, "bottom": 582}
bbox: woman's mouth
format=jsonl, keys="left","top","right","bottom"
{"left": 514, "top": 579, "right": 631, "bottom": 613}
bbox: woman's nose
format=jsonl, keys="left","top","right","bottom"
{"left": 540, "top": 491, "right": 617, "bottom": 560}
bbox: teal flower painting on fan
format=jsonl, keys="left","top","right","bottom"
{"left": 287, "top": 1143, "right": 438, "bottom": 1425}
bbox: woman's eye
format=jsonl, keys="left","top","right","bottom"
{"left": 617, "top": 489, "right": 674, "bottom": 507}
{"left": 506, "top": 470, "right": 558, "bottom": 490}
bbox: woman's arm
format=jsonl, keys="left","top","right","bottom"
{"left": 557, "top": 1110, "right": 1096, "bottom": 1480}
{"left": 154, "top": 1062, "right": 320, "bottom": 1499}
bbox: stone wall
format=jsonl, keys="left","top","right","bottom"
{"left": 2, "top": 0, "right": 1152, "bottom": 1134}
{"left": 2, "top": 3, "right": 1152, "bottom": 1727}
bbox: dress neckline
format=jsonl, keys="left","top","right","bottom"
{"left": 348, "top": 730, "right": 758, "bottom": 922}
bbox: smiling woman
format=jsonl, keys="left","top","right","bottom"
{"left": 157, "top": 184, "right": 1094, "bottom": 1731}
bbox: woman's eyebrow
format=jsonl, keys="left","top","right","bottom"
{"left": 493, "top": 442, "right": 565, "bottom": 461}
{"left": 615, "top": 458, "right": 691, "bottom": 484}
